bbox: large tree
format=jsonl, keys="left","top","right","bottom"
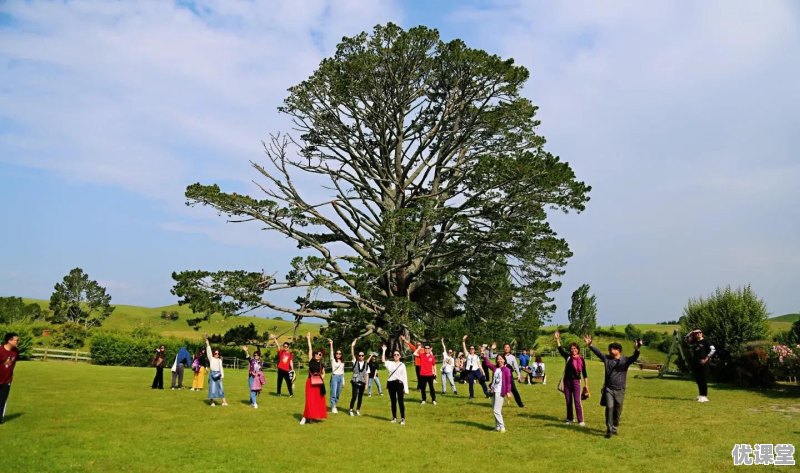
{"left": 172, "top": 24, "right": 590, "bottom": 349}
{"left": 567, "top": 283, "right": 597, "bottom": 336}
{"left": 49, "top": 267, "right": 115, "bottom": 329}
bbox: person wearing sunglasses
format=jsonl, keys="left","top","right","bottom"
{"left": 461, "top": 335, "right": 489, "bottom": 399}
{"left": 440, "top": 338, "right": 458, "bottom": 395}
{"left": 348, "top": 340, "right": 369, "bottom": 416}
{"left": 381, "top": 343, "right": 409, "bottom": 425}
{"left": 271, "top": 334, "right": 294, "bottom": 398}
{"left": 327, "top": 338, "right": 345, "bottom": 414}
{"left": 242, "top": 345, "right": 265, "bottom": 409}
{"left": 413, "top": 343, "right": 438, "bottom": 405}
{"left": 205, "top": 336, "right": 228, "bottom": 407}
{"left": 300, "top": 333, "right": 327, "bottom": 425}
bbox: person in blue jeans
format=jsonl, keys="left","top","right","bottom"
{"left": 327, "top": 338, "right": 345, "bottom": 413}
{"left": 367, "top": 353, "right": 383, "bottom": 396}
{"left": 242, "top": 346, "right": 265, "bottom": 408}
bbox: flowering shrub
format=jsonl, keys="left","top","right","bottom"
{"left": 770, "top": 344, "right": 800, "bottom": 382}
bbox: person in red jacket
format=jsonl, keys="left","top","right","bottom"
{"left": 401, "top": 335, "right": 422, "bottom": 391}
{"left": 272, "top": 335, "right": 295, "bottom": 397}
{"left": 0, "top": 332, "right": 20, "bottom": 424}
{"left": 413, "top": 344, "right": 438, "bottom": 405}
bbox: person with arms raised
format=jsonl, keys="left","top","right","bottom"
{"left": 586, "top": 335, "right": 640, "bottom": 438}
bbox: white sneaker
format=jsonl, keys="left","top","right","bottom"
{"left": 699, "top": 396, "right": 709, "bottom": 403}
{"left": 349, "top": 409, "right": 355, "bottom": 416}
{"left": 420, "top": 401, "right": 426, "bottom": 405}
{"left": 578, "top": 422, "right": 585, "bottom": 426}
{"left": 432, "top": 401, "right": 437, "bottom": 406}
{"left": 499, "top": 428, "right": 506, "bottom": 433}
{"left": 332, "top": 406, "right": 338, "bottom": 414}
{"left": 368, "top": 393, "right": 372, "bottom": 397}
{"left": 391, "top": 418, "right": 397, "bottom": 423}
{"left": 210, "top": 402, "right": 216, "bottom": 407}
{"left": 299, "top": 417, "right": 306, "bottom": 425}
{"left": 565, "top": 420, "right": 572, "bottom": 425}
{"left": 221, "top": 402, "right": 228, "bottom": 407}
{"left": 400, "top": 418, "right": 405, "bottom": 425}
{"left": 253, "top": 403, "right": 258, "bottom": 409}
{"left": 356, "top": 410, "right": 360, "bottom": 416}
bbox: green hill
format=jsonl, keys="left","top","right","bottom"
{"left": 770, "top": 313, "right": 800, "bottom": 323}
{"left": 21, "top": 298, "right": 321, "bottom": 343}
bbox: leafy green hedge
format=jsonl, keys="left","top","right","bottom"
{"left": 90, "top": 332, "right": 199, "bottom": 367}
{"left": 0, "top": 324, "right": 34, "bottom": 360}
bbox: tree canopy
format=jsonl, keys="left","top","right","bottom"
{"left": 173, "top": 23, "right": 590, "bottom": 347}
{"left": 567, "top": 283, "right": 597, "bottom": 336}
{"left": 49, "top": 267, "right": 115, "bottom": 329}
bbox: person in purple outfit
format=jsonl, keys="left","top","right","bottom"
{"left": 555, "top": 331, "right": 590, "bottom": 427}
{"left": 481, "top": 348, "right": 512, "bottom": 432}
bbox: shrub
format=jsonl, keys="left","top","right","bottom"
{"left": 624, "top": 323, "right": 642, "bottom": 340}
{"left": 90, "top": 332, "right": 200, "bottom": 367}
{"left": 50, "top": 322, "right": 88, "bottom": 349}
{"left": 769, "top": 344, "right": 800, "bottom": 382}
{"left": 0, "top": 324, "right": 34, "bottom": 360}
{"left": 735, "top": 342, "right": 775, "bottom": 388}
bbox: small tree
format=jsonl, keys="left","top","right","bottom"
{"left": 49, "top": 268, "right": 115, "bottom": 329}
{"left": 681, "top": 285, "right": 770, "bottom": 379}
{"left": 567, "top": 284, "right": 597, "bottom": 336}
{"left": 624, "top": 323, "right": 642, "bottom": 341}
{"left": 0, "top": 297, "right": 45, "bottom": 323}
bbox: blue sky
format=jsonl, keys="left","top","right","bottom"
{"left": 1, "top": 0, "right": 798, "bottom": 325}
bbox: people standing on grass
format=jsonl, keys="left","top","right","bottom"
{"left": 414, "top": 343, "right": 438, "bottom": 405}
{"left": 242, "top": 346, "right": 265, "bottom": 409}
{"left": 462, "top": 335, "right": 489, "bottom": 399}
{"left": 272, "top": 335, "right": 295, "bottom": 398}
{"left": 481, "top": 348, "right": 512, "bottom": 433}
{"left": 440, "top": 339, "right": 457, "bottom": 395}
{"left": 349, "top": 340, "right": 369, "bottom": 416}
{"left": 300, "top": 332, "right": 327, "bottom": 425}
{"left": 151, "top": 345, "right": 166, "bottom": 390}
{"left": 686, "top": 329, "right": 716, "bottom": 403}
{"left": 0, "top": 333, "right": 20, "bottom": 424}
{"left": 518, "top": 349, "right": 531, "bottom": 384}
{"left": 488, "top": 343, "right": 525, "bottom": 408}
{"left": 205, "top": 337, "right": 228, "bottom": 407}
{"left": 170, "top": 346, "right": 192, "bottom": 390}
{"left": 381, "top": 343, "right": 409, "bottom": 425}
{"left": 586, "top": 335, "right": 641, "bottom": 438}
{"left": 327, "top": 339, "right": 345, "bottom": 414}
{"left": 555, "top": 331, "right": 589, "bottom": 426}
{"left": 190, "top": 348, "right": 207, "bottom": 391}
{"left": 367, "top": 353, "right": 383, "bottom": 397}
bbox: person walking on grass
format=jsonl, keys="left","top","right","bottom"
{"left": 272, "top": 335, "right": 295, "bottom": 398}
{"left": 151, "top": 345, "right": 166, "bottom": 390}
{"left": 348, "top": 340, "right": 369, "bottom": 416}
{"left": 440, "top": 339, "right": 457, "bottom": 395}
{"left": 462, "top": 335, "right": 489, "bottom": 399}
{"left": 367, "top": 353, "right": 383, "bottom": 397}
{"left": 170, "top": 346, "right": 192, "bottom": 390}
{"left": 242, "top": 346, "right": 265, "bottom": 409}
{"left": 190, "top": 348, "right": 207, "bottom": 391}
{"left": 481, "top": 348, "right": 512, "bottom": 433}
{"left": 205, "top": 337, "right": 228, "bottom": 407}
{"left": 300, "top": 332, "right": 327, "bottom": 425}
{"left": 327, "top": 339, "right": 345, "bottom": 414}
{"left": 414, "top": 343, "right": 438, "bottom": 405}
{"left": 686, "top": 329, "right": 716, "bottom": 403}
{"left": 586, "top": 335, "right": 641, "bottom": 438}
{"left": 555, "top": 331, "right": 590, "bottom": 426}
{"left": 381, "top": 343, "right": 409, "bottom": 425}
{"left": 0, "top": 333, "right": 20, "bottom": 424}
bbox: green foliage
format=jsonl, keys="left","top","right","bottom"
{"left": 49, "top": 268, "right": 115, "bottom": 328}
{"left": 50, "top": 322, "right": 88, "bottom": 349}
{"left": 90, "top": 332, "right": 198, "bottom": 367}
{"left": 173, "top": 22, "right": 590, "bottom": 345}
{"left": 463, "top": 255, "right": 516, "bottom": 342}
{"left": 0, "top": 296, "right": 45, "bottom": 323}
{"left": 624, "top": 323, "right": 643, "bottom": 341}
{"left": 160, "top": 310, "right": 179, "bottom": 321}
{"left": 567, "top": 284, "right": 597, "bottom": 336}
{"left": 681, "top": 285, "right": 770, "bottom": 381}
{"left": 0, "top": 324, "right": 33, "bottom": 359}
{"left": 774, "top": 319, "right": 800, "bottom": 345}
{"left": 221, "top": 323, "right": 261, "bottom": 345}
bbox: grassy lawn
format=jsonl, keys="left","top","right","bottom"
{"left": 5, "top": 360, "right": 798, "bottom": 472}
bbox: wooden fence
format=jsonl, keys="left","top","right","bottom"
{"left": 32, "top": 347, "right": 91, "bottom": 362}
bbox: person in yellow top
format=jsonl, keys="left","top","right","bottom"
{"left": 190, "top": 348, "right": 208, "bottom": 391}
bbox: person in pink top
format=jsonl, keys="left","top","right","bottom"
{"left": 413, "top": 343, "right": 437, "bottom": 405}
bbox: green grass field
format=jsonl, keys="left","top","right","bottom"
{"left": 5, "top": 359, "right": 798, "bottom": 472}
{"left": 770, "top": 313, "right": 800, "bottom": 323}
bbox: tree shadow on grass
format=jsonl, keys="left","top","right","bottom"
{"left": 544, "top": 422, "right": 605, "bottom": 437}
{"left": 516, "top": 413, "right": 561, "bottom": 422}
{"left": 710, "top": 382, "right": 800, "bottom": 399}
{"left": 363, "top": 413, "right": 392, "bottom": 422}
{"left": 641, "top": 396, "right": 692, "bottom": 402}
{"left": 1, "top": 412, "right": 23, "bottom": 423}
{"left": 451, "top": 420, "right": 495, "bottom": 431}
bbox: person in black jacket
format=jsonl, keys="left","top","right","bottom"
{"left": 555, "top": 331, "right": 589, "bottom": 426}
{"left": 586, "top": 335, "right": 640, "bottom": 438}
{"left": 686, "top": 329, "right": 716, "bottom": 403}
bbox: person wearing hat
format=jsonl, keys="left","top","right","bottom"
{"left": 685, "top": 329, "right": 716, "bottom": 402}
{"left": 585, "top": 335, "right": 641, "bottom": 438}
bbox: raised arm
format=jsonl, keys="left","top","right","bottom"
{"left": 441, "top": 338, "right": 448, "bottom": 354}
{"left": 462, "top": 335, "right": 468, "bottom": 356}
{"left": 381, "top": 344, "right": 387, "bottom": 364}
{"left": 241, "top": 345, "right": 250, "bottom": 360}
{"left": 205, "top": 337, "right": 212, "bottom": 359}
{"left": 482, "top": 354, "right": 497, "bottom": 372}
{"left": 328, "top": 338, "right": 335, "bottom": 364}
{"left": 555, "top": 330, "right": 562, "bottom": 347}
{"left": 351, "top": 339, "right": 357, "bottom": 363}
{"left": 306, "top": 332, "right": 313, "bottom": 361}
{"left": 586, "top": 336, "right": 607, "bottom": 361}
{"left": 625, "top": 340, "right": 642, "bottom": 366}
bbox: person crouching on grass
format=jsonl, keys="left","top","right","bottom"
{"left": 586, "top": 335, "right": 641, "bottom": 438}
{"left": 555, "top": 331, "right": 590, "bottom": 426}
{"left": 381, "top": 344, "right": 409, "bottom": 425}
{"left": 205, "top": 337, "right": 228, "bottom": 407}
{"left": 685, "top": 329, "right": 715, "bottom": 402}
{"left": 481, "top": 348, "right": 512, "bottom": 432}
{"left": 300, "top": 332, "right": 327, "bottom": 425}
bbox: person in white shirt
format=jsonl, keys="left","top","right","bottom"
{"left": 327, "top": 338, "right": 345, "bottom": 413}
{"left": 381, "top": 343, "right": 409, "bottom": 425}
{"left": 205, "top": 337, "right": 228, "bottom": 407}
{"left": 462, "top": 335, "right": 489, "bottom": 399}
{"left": 440, "top": 338, "right": 458, "bottom": 395}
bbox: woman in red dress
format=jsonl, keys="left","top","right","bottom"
{"left": 300, "top": 332, "right": 327, "bottom": 424}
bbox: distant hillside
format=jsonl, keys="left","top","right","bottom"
{"left": 770, "top": 313, "right": 800, "bottom": 323}
{"left": 21, "top": 298, "right": 321, "bottom": 343}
